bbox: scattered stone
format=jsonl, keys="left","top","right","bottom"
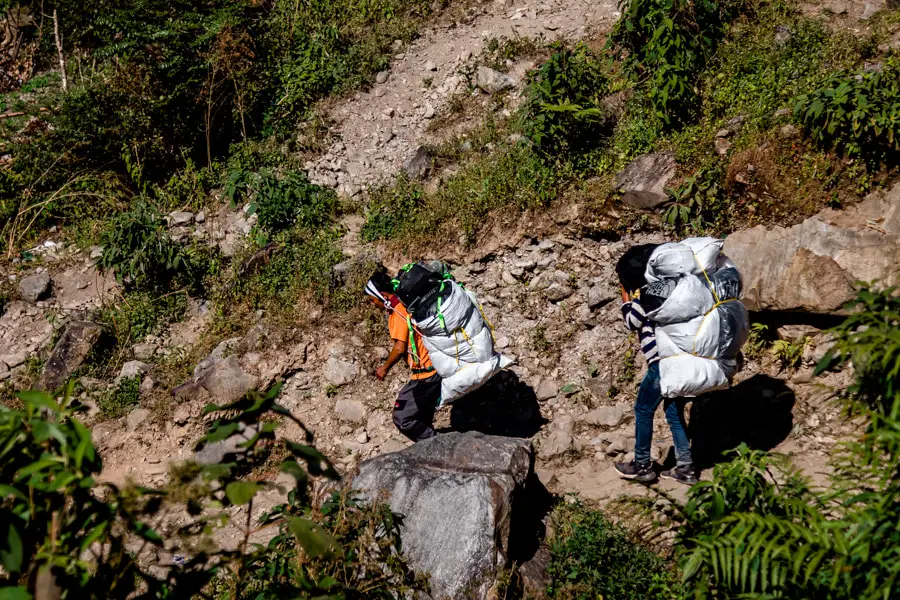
{"left": 356, "top": 429, "right": 369, "bottom": 444}
{"left": 475, "top": 66, "right": 515, "bottom": 94}
{"left": 140, "top": 376, "right": 156, "bottom": 396}
{"left": 779, "top": 124, "right": 800, "bottom": 139}
{"left": 195, "top": 423, "right": 262, "bottom": 465}
{"left": 376, "top": 70, "right": 389, "bottom": 84}
{"left": 716, "top": 128, "right": 731, "bottom": 138}
{"left": 195, "top": 210, "right": 206, "bottom": 224}
{"left": 585, "top": 377, "right": 611, "bottom": 402}
{"left": 196, "top": 355, "right": 258, "bottom": 403}
{"left": 353, "top": 432, "right": 532, "bottom": 600}
{"left": 423, "top": 104, "right": 435, "bottom": 119}
{"left": 777, "top": 324, "right": 821, "bottom": 343}
{"left": 18, "top": 272, "right": 51, "bottom": 303}
{"left": 424, "top": 60, "right": 437, "bottom": 71}
{"left": 126, "top": 408, "right": 151, "bottom": 432}
{"left": 584, "top": 403, "right": 631, "bottom": 428}
{"left": 168, "top": 211, "right": 194, "bottom": 226}
{"left": 539, "top": 416, "right": 574, "bottom": 459}
{"left": 381, "top": 438, "right": 407, "bottom": 453}
{"left": 774, "top": 25, "right": 793, "bottom": 45}
{"left": 117, "top": 360, "right": 151, "bottom": 382}
{"left": 536, "top": 379, "right": 558, "bottom": 402}
{"left": 403, "top": 145, "right": 433, "bottom": 180}
{"left": 0, "top": 351, "right": 26, "bottom": 369}
{"left": 774, "top": 107, "right": 792, "bottom": 118}
{"left": 40, "top": 321, "right": 104, "bottom": 391}
{"left": 587, "top": 284, "right": 615, "bottom": 309}
{"left": 132, "top": 342, "right": 157, "bottom": 361}
{"left": 615, "top": 152, "right": 677, "bottom": 210}
{"left": 495, "top": 336, "right": 510, "bottom": 350}
{"left": 334, "top": 398, "right": 367, "bottom": 424}
{"left": 323, "top": 356, "right": 359, "bottom": 386}
{"left": 715, "top": 137, "right": 733, "bottom": 156}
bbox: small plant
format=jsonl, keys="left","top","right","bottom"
{"left": 361, "top": 176, "right": 425, "bottom": 242}
{"left": 520, "top": 42, "right": 611, "bottom": 158}
{"left": 546, "top": 502, "right": 673, "bottom": 599}
{"left": 663, "top": 166, "right": 726, "bottom": 233}
{"left": 97, "top": 200, "right": 196, "bottom": 292}
{"left": 227, "top": 169, "right": 337, "bottom": 236}
{"left": 772, "top": 336, "right": 809, "bottom": 369}
{"left": 483, "top": 35, "right": 543, "bottom": 72}
{"left": 743, "top": 322, "right": 771, "bottom": 361}
{"left": 98, "top": 375, "right": 142, "bottom": 418}
{"left": 531, "top": 325, "right": 552, "bottom": 353}
{"left": 325, "top": 384, "right": 339, "bottom": 398}
{"left": 794, "top": 56, "right": 900, "bottom": 167}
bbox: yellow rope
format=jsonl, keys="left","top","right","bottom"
{"left": 689, "top": 252, "right": 738, "bottom": 355}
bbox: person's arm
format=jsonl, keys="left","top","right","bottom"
{"left": 621, "top": 294, "right": 649, "bottom": 333}
{"left": 375, "top": 339, "right": 407, "bottom": 380}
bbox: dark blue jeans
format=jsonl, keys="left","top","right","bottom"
{"left": 633, "top": 362, "right": 692, "bottom": 466}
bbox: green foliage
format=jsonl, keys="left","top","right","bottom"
{"left": 0, "top": 380, "right": 421, "bottom": 599}
{"left": 96, "top": 200, "right": 197, "bottom": 292}
{"left": 98, "top": 375, "right": 142, "bottom": 418}
{"left": 607, "top": 0, "right": 746, "bottom": 124}
{"left": 772, "top": 337, "right": 809, "bottom": 369}
{"left": 743, "top": 322, "right": 772, "bottom": 361}
{"left": 546, "top": 502, "right": 673, "bottom": 599}
{"left": 227, "top": 169, "right": 337, "bottom": 236}
{"left": 663, "top": 166, "right": 726, "bottom": 233}
{"left": 521, "top": 43, "right": 611, "bottom": 157}
{"left": 654, "top": 286, "right": 900, "bottom": 600}
{"left": 794, "top": 57, "right": 900, "bottom": 166}
{"left": 360, "top": 176, "right": 425, "bottom": 242}
{"left": 101, "top": 291, "right": 188, "bottom": 346}
{"left": 483, "top": 35, "right": 543, "bottom": 72}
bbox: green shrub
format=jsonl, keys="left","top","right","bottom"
{"left": 97, "top": 375, "right": 142, "bottom": 418}
{"left": 227, "top": 169, "right": 337, "bottom": 235}
{"left": 607, "top": 0, "right": 748, "bottom": 125}
{"left": 96, "top": 200, "right": 197, "bottom": 291}
{"left": 361, "top": 176, "right": 425, "bottom": 242}
{"left": 520, "top": 43, "right": 611, "bottom": 158}
{"left": 546, "top": 502, "right": 672, "bottom": 599}
{"left": 794, "top": 57, "right": 900, "bottom": 166}
{"left": 100, "top": 291, "right": 188, "bottom": 346}
{"left": 662, "top": 165, "right": 726, "bottom": 234}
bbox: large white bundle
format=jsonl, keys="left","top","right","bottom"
{"left": 644, "top": 237, "right": 748, "bottom": 398}
{"left": 414, "top": 281, "right": 514, "bottom": 406}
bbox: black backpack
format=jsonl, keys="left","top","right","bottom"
{"left": 392, "top": 261, "right": 454, "bottom": 320}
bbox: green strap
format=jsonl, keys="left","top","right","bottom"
{"left": 406, "top": 317, "right": 422, "bottom": 367}
{"left": 437, "top": 280, "right": 448, "bottom": 332}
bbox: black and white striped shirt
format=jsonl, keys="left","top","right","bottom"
{"left": 621, "top": 300, "right": 659, "bottom": 365}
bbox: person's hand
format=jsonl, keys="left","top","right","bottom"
{"left": 620, "top": 285, "right": 630, "bottom": 302}
{"left": 375, "top": 365, "right": 388, "bottom": 381}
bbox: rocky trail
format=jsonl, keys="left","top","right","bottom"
{"left": 2, "top": 0, "right": 899, "bottom": 596}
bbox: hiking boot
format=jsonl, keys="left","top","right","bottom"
{"left": 614, "top": 460, "right": 656, "bottom": 483}
{"left": 661, "top": 464, "right": 699, "bottom": 485}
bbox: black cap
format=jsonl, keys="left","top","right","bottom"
{"left": 615, "top": 244, "right": 659, "bottom": 292}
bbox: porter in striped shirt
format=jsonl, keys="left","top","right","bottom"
{"left": 620, "top": 299, "right": 659, "bottom": 365}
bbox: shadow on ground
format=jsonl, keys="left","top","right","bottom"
{"left": 444, "top": 371, "right": 548, "bottom": 438}
{"left": 684, "top": 374, "right": 796, "bottom": 471}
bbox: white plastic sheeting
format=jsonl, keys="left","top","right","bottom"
{"left": 414, "top": 281, "right": 514, "bottom": 406}
{"left": 645, "top": 237, "right": 748, "bottom": 398}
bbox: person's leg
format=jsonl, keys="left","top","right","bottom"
{"left": 616, "top": 363, "right": 662, "bottom": 482}
{"left": 633, "top": 362, "right": 663, "bottom": 465}
{"left": 661, "top": 398, "right": 699, "bottom": 485}
{"left": 392, "top": 377, "right": 439, "bottom": 442}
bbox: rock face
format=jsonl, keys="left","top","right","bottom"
{"left": 724, "top": 184, "right": 900, "bottom": 313}
{"left": 18, "top": 273, "right": 52, "bottom": 303}
{"left": 615, "top": 152, "right": 677, "bottom": 210}
{"left": 353, "top": 432, "right": 532, "bottom": 600}
{"left": 39, "top": 321, "right": 104, "bottom": 391}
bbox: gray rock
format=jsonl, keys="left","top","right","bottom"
{"left": 132, "top": 342, "right": 157, "bottom": 361}
{"left": 403, "top": 145, "right": 433, "bottom": 180}
{"left": 0, "top": 351, "right": 26, "bottom": 369}
{"left": 545, "top": 282, "right": 573, "bottom": 303}
{"left": 776, "top": 324, "right": 821, "bottom": 342}
{"left": 353, "top": 432, "right": 532, "bottom": 599}
{"left": 587, "top": 284, "right": 615, "bottom": 309}
{"left": 117, "top": 360, "right": 150, "bottom": 382}
{"left": 615, "top": 152, "right": 677, "bottom": 210}
{"left": 334, "top": 398, "right": 367, "bottom": 424}
{"left": 584, "top": 403, "right": 631, "bottom": 428}
{"left": 323, "top": 356, "right": 359, "bottom": 386}
{"left": 126, "top": 408, "right": 151, "bottom": 432}
{"left": 715, "top": 137, "right": 733, "bottom": 156}
{"left": 195, "top": 210, "right": 206, "bottom": 224}
{"left": 475, "top": 66, "right": 515, "bottom": 94}
{"left": 40, "top": 321, "right": 104, "bottom": 391}
{"left": 724, "top": 183, "right": 900, "bottom": 313}
{"left": 19, "top": 272, "right": 52, "bottom": 303}
{"left": 536, "top": 379, "right": 558, "bottom": 402}
{"left": 376, "top": 70, "right": 390, "bottom": 84}
{"left": 425, "top": 60, "right": 437, "bottom": 71}
{"left": 195, "top": 423, "right": 262, "bottom": 465}
{"left": 197, "top": 355, "right": 258, "bottom": 403}
{"left": 539, "top": 416, "right": 574, "bottom": 460}
{"left": 168, "top": 211, "right": 194, "bottom": 226}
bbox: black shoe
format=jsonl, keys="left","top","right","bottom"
{"left": 661, "top": 465, "right": 699, "bottom": 485}
{"left": 614, "top": 460, "right": 657, "bottom": 483}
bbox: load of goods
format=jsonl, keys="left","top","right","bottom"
{"left": 639, "top": 237, "right": 749, "bottom": 398}
{"left": 392, "top": 261, "right": 514, "bottom": 407}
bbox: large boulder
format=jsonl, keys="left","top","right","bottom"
{"left": 724, "top": 184, "right": 900, "bottom": 313}
{"left": 615, "top": 152, "right": 677, "bottom": 210}
{"left": 39, "top": 321, "right": 104, "bottom": 391}
{"left": 18, "top": 272, "right": 51, "bottom": 303}
{"left": 352, "top": 432, "right": 533, "bottom": 600}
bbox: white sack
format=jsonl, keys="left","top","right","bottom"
{"left": 659, "top": 354, "right": 730, "bottom": 398}
{"left": 414, "top": 281, "right": 513, "bottom": 405}
{"left": 658, "top": 301, "right": 749, "bottom": 359}
{"left": 645, "top": 275, "right": 714, "bottom": 324}
{"left": 681, "top": 237, "right": 724, "bottom": 272}
{"left": 645, "top": 237, "right": 725, "bottom": 282}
